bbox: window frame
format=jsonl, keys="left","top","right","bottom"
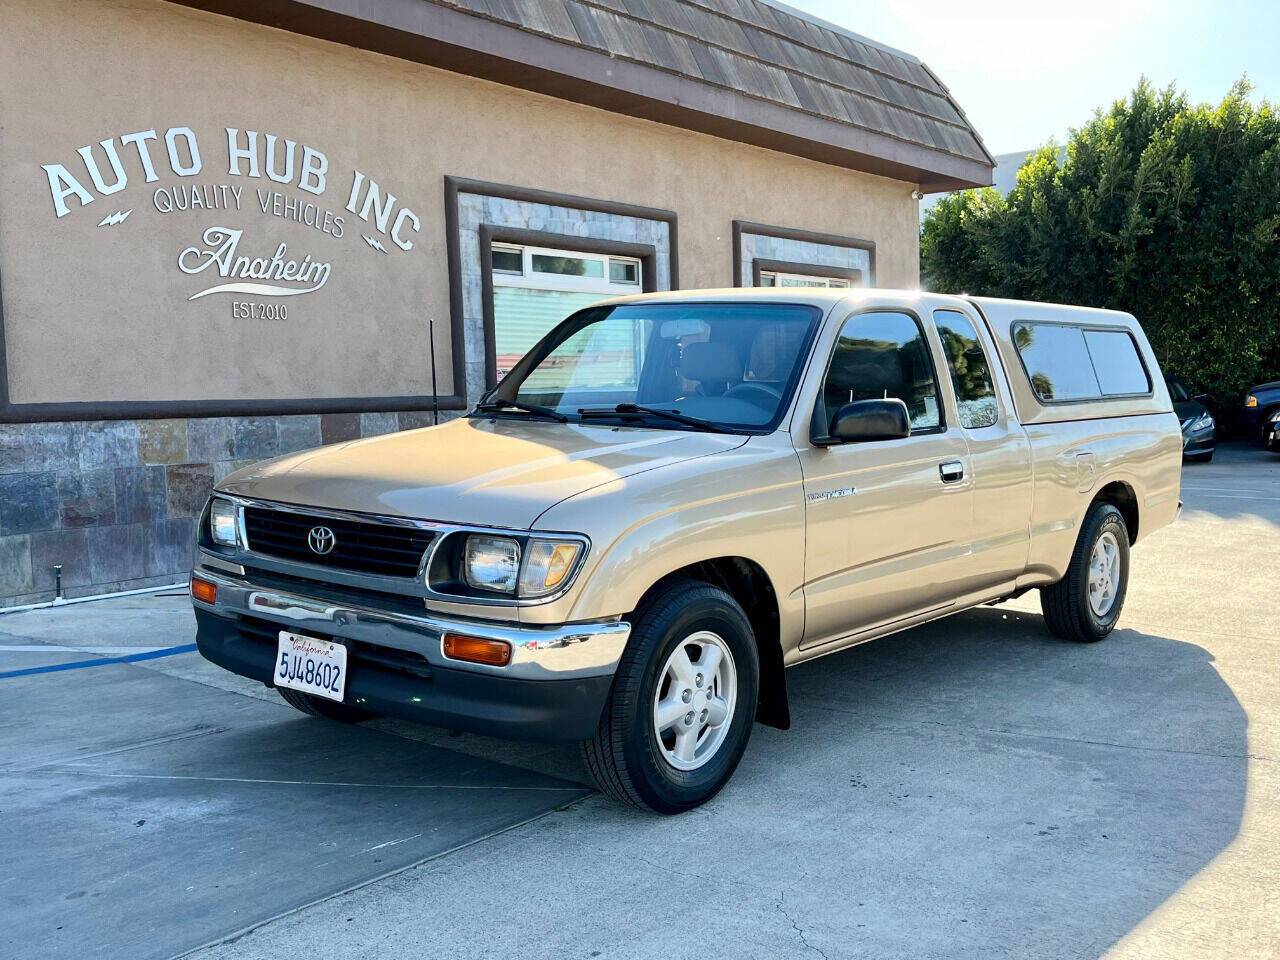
{"left": 750, "top": 257, "right": 865, "bottom": 289}
{"left": 478, "top": 225, "right": 660, "bottom": 392}
{"left": 759, "top": 270, "right": 852, "bottom": 289}
{"left": 1010, "top": 320, "right": 1154, "bottom": 405}
{"left": 732, "top": 221, "right": 876, "bottom": 288}
{"left": 814, "top": 307, "right": 948, "bottom": 440}
{"left": 932, "top": 308, "right": 1001, "bottom": 430}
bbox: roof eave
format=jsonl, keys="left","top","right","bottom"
{"left": 169, "top": 0, "right": 994, "bottom": 190}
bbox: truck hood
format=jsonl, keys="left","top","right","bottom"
{"left": 217, "top": 417, "right": 747, "bottom": 530}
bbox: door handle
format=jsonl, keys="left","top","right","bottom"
{"left": 939, "top": 460, "right": 965, "bottom": 483}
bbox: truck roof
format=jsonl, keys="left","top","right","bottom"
{"left": 596, "top": 287, "right": 1135, "bottom": 324}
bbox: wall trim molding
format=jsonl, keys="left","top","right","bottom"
{"left": 732, "top": 219, "right": 877, "bottom": 288}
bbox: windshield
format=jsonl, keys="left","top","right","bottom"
{"left": 479, "top": 302, "right": 822, "bottom": 432}
{"left": 1165, "top": 375, "right": 1191, "bottom": 402}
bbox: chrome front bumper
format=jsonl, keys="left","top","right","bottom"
{"left": 191, "top": 558, "right": 630, "bottom": 681}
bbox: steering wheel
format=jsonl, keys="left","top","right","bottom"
{"left": 723, "top": 382, "right": 783, "bottom": 406}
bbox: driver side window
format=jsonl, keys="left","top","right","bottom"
{"left": 820, "top": 311, "right": 941, "bottom": 434}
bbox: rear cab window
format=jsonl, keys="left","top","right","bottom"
{"left": 1012, "top": 322, "right": 1151, "bottom": 402}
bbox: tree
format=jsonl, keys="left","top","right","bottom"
{"left": 921, "top": 79, "right": 1280, "bottom": 411}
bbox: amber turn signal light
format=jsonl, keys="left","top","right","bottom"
{"left": 190, "top": 577, "right": 217, "bottom": 604}
{"left": 442, "top": 633, "right": 512, "bottom": 667}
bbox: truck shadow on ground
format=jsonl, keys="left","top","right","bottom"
{"left": 720, "top": 604, "right": 1248, "bottom": 956}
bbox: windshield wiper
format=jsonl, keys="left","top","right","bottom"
{"left": 577, "top": 403, "right": 732, "bottom": 434}
{"left": 475, "top": 398, "right": 568, "bottom": 422}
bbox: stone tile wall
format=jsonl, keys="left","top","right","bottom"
{"left": 0, "top": 410, "right": 448, "bottom": 607}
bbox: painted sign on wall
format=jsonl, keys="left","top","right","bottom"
{"left": 39, "top": 126, "right": 420, "bottom": 306}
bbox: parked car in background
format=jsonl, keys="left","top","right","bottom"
{"left": 1242, "top": 379, "right": 1280, "bottom": 443}
{"left": 1166, "top": 375, "right": 1215, "bottom": 462}
{"left": 190, "top": 289, "right": 1182, "bottom": 813}
{"left": 1264, "top": 409, "right": 1280, "bottom": 453}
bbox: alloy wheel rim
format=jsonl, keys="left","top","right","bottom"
{"left": 652, "top": 630, "right": 737, "bottom": 771}
{"left": 1087, "top": 530, "right": 1122, "bottom": 617}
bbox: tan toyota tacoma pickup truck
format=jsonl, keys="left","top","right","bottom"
{"left": 192, "top": 289, "right": 1182, "bottom": 813}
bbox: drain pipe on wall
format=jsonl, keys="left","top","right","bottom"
{"left": 0, "top": 579, "right": 189, "bottom": 616}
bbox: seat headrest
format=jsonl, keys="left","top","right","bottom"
{"left": 681, "top": 341, "right": 742, "bottom": 385}
{"left": 828, "top": 346, "right": 902, "bottom": 394}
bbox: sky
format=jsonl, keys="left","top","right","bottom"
{"left": 788, "top": 0, "right": 1280, "bottom": 156}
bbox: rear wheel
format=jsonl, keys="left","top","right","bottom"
{"left": 1040, "top": 502, "right": 1130, "bottom": 642}
{"left": 277, "top": 686, "right": 377, "bottom": 723}
{"left": 582, "top": 580, "right": 759, "bottom": 814}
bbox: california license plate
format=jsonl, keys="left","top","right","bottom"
{"left": 275, "top": 631, "right": 347, "bottom": 702}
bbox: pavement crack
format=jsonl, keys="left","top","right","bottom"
{"left": 41, "top": 770, "right": 588, "bottom": 792}
{"left": 634, "top": 854, "right": 716, "bottom": 885}
{"left": 775, "top": 889, "right": 828, "bottom": 960}
{"left": 168, "top": 798, "right": 590, "bottom": 959}
{"left": 2, "top": 726, "right": 229, "bottom": 773}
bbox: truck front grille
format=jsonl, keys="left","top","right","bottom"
{"left": 242, "top": 506, "right": 434, "bottom": 579}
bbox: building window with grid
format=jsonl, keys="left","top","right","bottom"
{"left": 490, "top": 243, "right": 643, "bottom": 379}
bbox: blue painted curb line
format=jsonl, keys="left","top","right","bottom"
{"left": 0, "top": 643, "right": 199, "bottom": 679}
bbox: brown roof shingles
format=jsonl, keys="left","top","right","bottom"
{"left": 171, "top": 0, "right": 993, "bottom": 187}
{"left": 426, "top": 0, "right": 991, "bottom": 168}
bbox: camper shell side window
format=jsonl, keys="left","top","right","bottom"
{"left": 1011, "top": 321, "right": 1152, "bottom": 404}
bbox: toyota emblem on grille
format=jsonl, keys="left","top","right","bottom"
{"left": 307, "top": 525, "right": 337, "bottom": 555}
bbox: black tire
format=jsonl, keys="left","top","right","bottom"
{"left": 278, "top": 686, "right": 377, "bottom": 723}
{"left": 581, "top": 580, "right": 759, "bottom": 814}
{"left": 1040, "top": 502, "right": 1130, "bottom": 642}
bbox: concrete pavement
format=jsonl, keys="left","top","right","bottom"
{"left": 3, "top": 442, "right": 1277, "bottom": 959}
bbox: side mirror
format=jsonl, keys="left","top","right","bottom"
{"left": 816, "top": 398, "right": 911, "bottom": 445}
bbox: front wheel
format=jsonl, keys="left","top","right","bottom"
{"left": 1040, "top": 501, "right": 1130, "bottom": 642}
{"left": 581, "top": 580, "right": 759, "bottom": 814}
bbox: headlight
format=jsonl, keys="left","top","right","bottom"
{"left": 1188, "top": 412, "right": 1214, "bottom": 433}
{"left": 518, "top": 539, "right": 583, "bottom": 598}
{"left": 209, "top": 497, "right": 239, "bottom": 546}
{"left": 453, "top": 533, "right": 585, "bottom": 599}
{"left": 1246, "top": 395, "right": 1258, "bottom": 407}
{"left": 464, "top": 535, "right": 521, "bottom": 593}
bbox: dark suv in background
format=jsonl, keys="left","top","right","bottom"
{"left": 1166, "top": 375, "right": 1216, "bottom": 462}
{"left": 1243, "top": 379, "right": 1280, "bottom": 452}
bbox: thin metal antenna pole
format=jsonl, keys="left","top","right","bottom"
{"left": 429, "top": 317, "right": 440, "bottom": 425}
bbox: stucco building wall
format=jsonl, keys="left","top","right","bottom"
{"left": 0, "top": 0, "right": 918, "bottom": 407}
{"left": 0, "top": 0, "right": 924, "bottom": 606}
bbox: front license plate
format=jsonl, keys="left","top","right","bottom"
{"left": 275, "top": 631, "right": 347, "bottom": 702}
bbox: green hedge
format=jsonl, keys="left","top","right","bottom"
{"left": 921, "top": 80, "right": 1280, "bottom": 421}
